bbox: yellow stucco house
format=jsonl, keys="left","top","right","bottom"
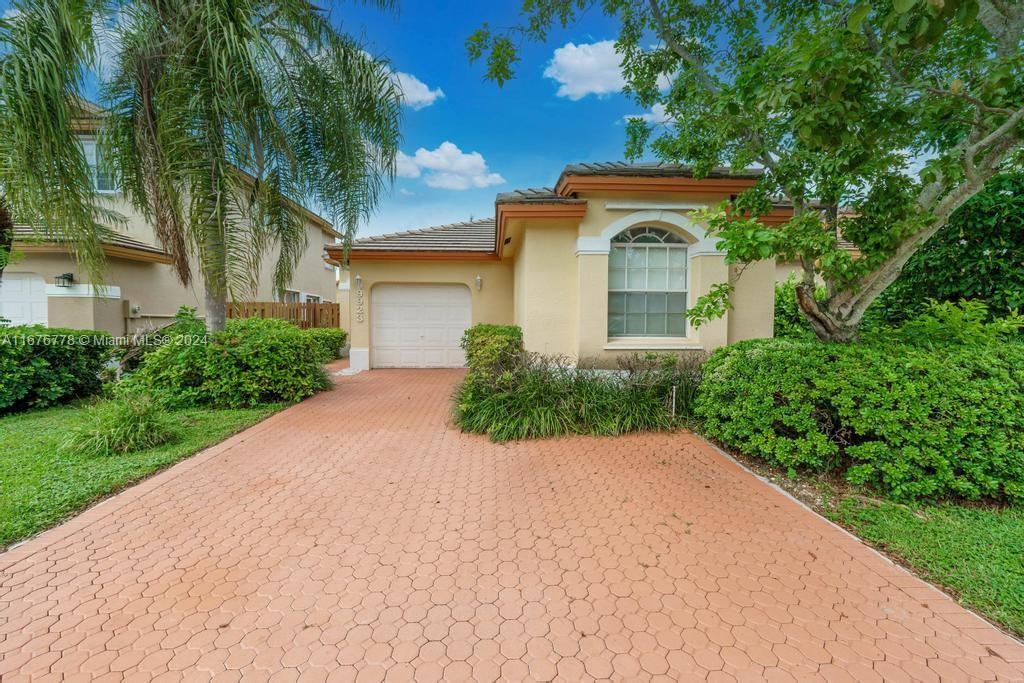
{"left": 329, "top": 162, "right": 794, "bottom": 371}
{"left": 1, "top": 103, "right": 341, "bottom": 335}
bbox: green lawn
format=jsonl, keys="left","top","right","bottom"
{"left": 0, "top": 402, "right": 278, "bottom": 549}
{"left": 830, "top": 499, "right": 1024, "bottom": 638}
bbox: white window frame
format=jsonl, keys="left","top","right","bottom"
{"left": 608, "top": 226, "right": 689, "bottom": 338}
{"left": 79, "top": 137, "right": 117, "bottom": 194}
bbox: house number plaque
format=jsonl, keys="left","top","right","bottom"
{"left": 355, "top": 289, "right": 365, "bottom": 323}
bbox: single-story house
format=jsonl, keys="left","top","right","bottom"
{"left": 1, "top": 102, "right": 341, "bottom": 334}
{"left": 328, "top": 162, "right": 797, "bottom": 371}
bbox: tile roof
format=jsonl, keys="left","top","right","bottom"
{"left": 350, "top": 218, "right": 496, "bottom": 252}
{"left": 559, "top": 161, "right": 763, "bottom": 181}
{"left": 495, "top": 187, "right": 585, "bottom": 205}
{"left": 13, "top": 226, "right": 170, "bottom": 257}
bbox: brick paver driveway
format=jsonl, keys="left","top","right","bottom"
{"left": 2, "top": 370, "right": 1023, "bottom": 682}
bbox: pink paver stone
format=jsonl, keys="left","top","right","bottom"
{"left": 2, "top": 369, "right": 1022, "bottom": 681}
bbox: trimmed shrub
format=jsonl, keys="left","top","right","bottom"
{"left": 203, "top": 318, "right": 329, "bottom": 407}
{"left": 696, "top": 338, "right": 1024, "bottom": 503}
{"left": 62, "top": 394, "right": 178, "bottom": 457}
{"left": 0, "top": 325, "right": 112, "bottom": 414}
{"left": 461, "top": 324, "right": 523, "bottom": 376}
{"left": 304, "top": 327, "right": 348, "bottom": 363}
{"left": 456, "top": 350, "right": 705, "bottom": 441}
{"left": 126, "top": 316, "right": 329, "bottom": 408}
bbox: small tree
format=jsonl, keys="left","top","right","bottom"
{"left": 1, "top": 0, "right": 401, "bottom": 330}
{"left": 469, "top": 0, "right": 1024, "bottom": 341}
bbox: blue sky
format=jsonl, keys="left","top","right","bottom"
{"left": 1, "top": 1, "right": 654, "bottom": 236}
{"left": 337, "top": 1, "right": 650, "bottom": 235}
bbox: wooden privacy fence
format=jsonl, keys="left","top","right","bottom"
{"left": 227, "top": 301, "right": 341, "bottom": 329}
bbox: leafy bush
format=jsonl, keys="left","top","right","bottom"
{"left": 62, "top": 394, "right": 177, "bottom": 457}
{"left": 126, "top": 316, "right": 329, "bottom": 408}
{"left": 119, "top": 306, "right": 206, "bottom": 373}
{"left": 304, "top": 327, "right": 348, "bottom": 363}
{"left": 774, "top": 276, "right": 821, "bottom": 340}
{"left": 871, "top": 172, "right": 1024, "bottom": 323}
{"left": 696, "top": 338, "right": 1024, "bottom": 503}
{"left": 456, "top": 351, "right": 705, "bottom": 441}
{"left": 0, "top": 326, "right": 112, "bottom": 415}
{"left": 461, "top": 324, "right": 523, "bottom": 375}
{"left": 120, "top": 310, "right": 209, "bottom": 406}
{"left": 893, "top": 299, "right": 1023, "bottom": 349}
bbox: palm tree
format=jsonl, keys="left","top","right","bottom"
{"left": 0, "top": 0, "right": 401, "bottom": 329}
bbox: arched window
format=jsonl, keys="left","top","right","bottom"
{"left": 608, "top": 226, "right": 688, "bottom": 337}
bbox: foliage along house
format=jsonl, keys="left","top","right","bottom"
{"left": 0, "top": 101, "right": 341, "bottom": 334}
{"left": 329, "top": 162, "right": 796, "bottom": 371}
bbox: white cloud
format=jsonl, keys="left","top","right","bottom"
{"left": 3, "top": 8, "right": 21, "bottom": 19}
{"left": 398, "top": 188, "right": 414, "bottom": 196}
{"left": 391, "top": 71, "right": 444, "bottom": 110}
{"left": 544, "top": 40, "right": 625, "bottom": 100}
{"left": 359, "top": 50, "right": 443, "bottom": 111}
{"left": 544, "top": 40, "right": 674, "bottom": 101}
{"left": 395, "top": 142, "right": 505, "bottom": 191}
{"left": 395, "top": 151, "right": 421, "bottom": 179}
{"left": 624, "top": 103, "right": 673, "bottom": 125}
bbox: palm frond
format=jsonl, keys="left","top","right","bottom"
{"left": 0, "top": 0, "right": 113, "bottom": 284}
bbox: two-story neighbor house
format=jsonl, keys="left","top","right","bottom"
{"left": 329, "top": 162, "right": 792, "bottom": 371}
{"left": 0, "top": 101, "right": 340, "bottom": 334}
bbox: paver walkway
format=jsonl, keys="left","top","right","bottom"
{"left": 2, "top": 370, "right": 1022, "bottom": 682}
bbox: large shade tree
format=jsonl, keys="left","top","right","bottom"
{"left": 469, "top": 0, "right": 1024, "bottom": 341}
{"left": 0, "top": 0, "right": 401, "bottom": 330}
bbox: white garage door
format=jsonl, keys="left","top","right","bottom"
{"left": 0, "top": 273, "right": 48, "bottom": 326}
{"left": 371, "top": 284, "right": 471, "bottom": 368}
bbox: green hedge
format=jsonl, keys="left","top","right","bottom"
{"left": 125, "top": 315, "right": 329, "bottom": 408}
{"left": 1, "top": 326, "right": 112, "bottom": 414}
{"left": 304, "top": 327, "right": 348, "bottom": 364}
{"left": 696, "top": 338, "right": 1024, "bottom": 503}
{"left": 461, "top": 324, "right": 523, "bottom": 376}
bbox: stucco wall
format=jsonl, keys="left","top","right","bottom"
{"left": 10, "top": 195, "right": 337, "bottom": 332}
{"left": 514, "top": 222, "right": 578, "bottom": 357}
{"left": 728, "top": 259, "right": 776, "bottom": 343}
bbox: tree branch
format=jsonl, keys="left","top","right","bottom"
{"left": 646, "top": 0, "right": 720, "bottom": 95}
{"left": 837, "top": 135, "right": 1020, "bottom": 319}
{"left": 968, "top": 105, "right": 1024, "bottom": 159}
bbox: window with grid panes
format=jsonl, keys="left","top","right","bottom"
{"left": 607, "top": 226, "right": 688, "bottom": 337}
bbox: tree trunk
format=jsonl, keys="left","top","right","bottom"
{"left": 204, "top": 281, "right": 227, "bottom": 332}
{"left": 0, "top": 198, "right": 13, "bottom": 282}
{"left": 796, "top": 283, "right": 861, "bottom": 343}
{"left": 202, "top": 219, "right": 228, "bottom": 332}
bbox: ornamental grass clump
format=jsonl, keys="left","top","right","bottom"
{"left": 455, "top": 323, "right": 705, "bottom": 441}
{"left": 62, "top": 394, "right": 178, "bottom": 457}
